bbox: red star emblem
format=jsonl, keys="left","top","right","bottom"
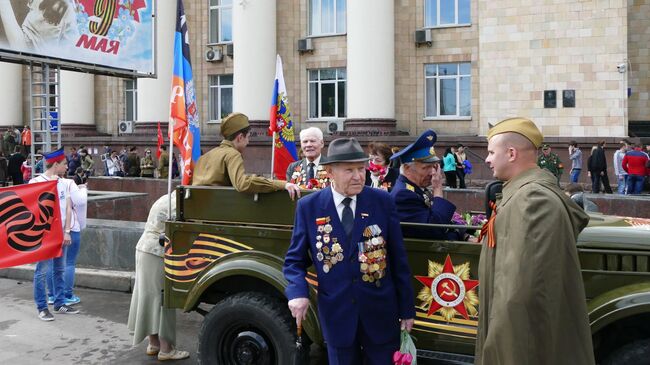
{"left": 415, "top": 255, "right": 479, "bottom": 320}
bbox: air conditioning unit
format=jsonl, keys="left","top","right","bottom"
{"left": 327, "top": 120, "right": 344, "bottom": 134}
{"left": 118, "top": 120, "right": 133, "bottom": 134}
{"left": 225, "top": 43, "right": 234, "bottom": 57}
{"left": 205, "top": 47, "right": 223, "bottom": 62}
{"left": 297, "top": 38, "right": 314, "bottom": 53}
{"left": 414, "top": 29, "right": 432, "bottom": 47}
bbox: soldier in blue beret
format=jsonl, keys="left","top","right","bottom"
{"left": 389, "top": 130, "right": 458, "bottom": 240}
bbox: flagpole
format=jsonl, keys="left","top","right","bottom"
{"left": 167, "top": 119, "right": 174, "bottom": 219}
{"left": 271, "top": 131, "right": 276, "bottom": 178}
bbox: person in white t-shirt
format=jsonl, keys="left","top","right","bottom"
{"left": 46, "top": 174, "right": 87, "bottom": 306}
{"left": 29, "top": 148, "right": 79, "bottom": 321}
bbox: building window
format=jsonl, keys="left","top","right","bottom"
{"left": 425, "top": 63, "right": 471, "bottom": 118}
{"left": 308, "top": 68, "right": 346, "bottom": 119}
{"left": 309, "top": 0, "right": 346, "bottom": 36}
{"left": 209, "top": 74, "right": 233, "bottom": 121}
{"left": 124, "top": 79, "right": 137, "bottom": 121}
{"left": 425, "top": 0, "right": 470, "bottom": 27}
{"left": 209, "top": 0, "right": 232, "bottom": 44}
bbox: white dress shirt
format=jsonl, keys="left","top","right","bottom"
{"left": 331, "top": 188, "right": 357, "bottom": 221}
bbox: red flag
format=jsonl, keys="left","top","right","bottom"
{"left": 0, "top": 181, "right": 63, "bottom": 268}
{"left": 157, "top": 122, "right": 164, "bottom": 159}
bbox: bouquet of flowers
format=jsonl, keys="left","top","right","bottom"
{"left": 393, "top": 330, "right": 417, "bottom": 365}
{"left": 452, "top": 212, "right": 487, "bottom": 237}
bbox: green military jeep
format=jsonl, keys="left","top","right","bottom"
{"left": 164, "top": 186, "right": 650, "bottom": 365}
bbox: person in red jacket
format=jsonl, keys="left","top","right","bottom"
{"left": 622, "top": 144, "right": 649, "bottom": 194}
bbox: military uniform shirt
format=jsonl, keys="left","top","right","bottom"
{"left": 192, "top": 140, "right": 286, "bottom": 192}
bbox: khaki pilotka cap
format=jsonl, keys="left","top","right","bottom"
{"left": 486, "top": 117, "right": 544, "bottom": 149}
{"left": 220, "top": 112, "right": 250, "bottom": 138}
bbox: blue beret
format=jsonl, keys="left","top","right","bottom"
{"left": 390, "top": 130, "right": 440, "bottom": 164}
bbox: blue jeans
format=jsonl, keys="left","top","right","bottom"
{"left": 626, "top": 175, "right": 645, "bottom": 195}
{"left": 34, "top": 245, "right": 68, "bottom": 311}
{"left": 47, "top": 231, "right": 80, "bottom": 299}
{"left": 617, "top": 175, "right": 628, "bottom": 194}
{"left": 570, "top": 169, "right": 581, "bottom": 183}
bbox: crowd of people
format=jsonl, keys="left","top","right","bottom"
{"left": 536, "top": 140, "right": 650, "bottom": 195}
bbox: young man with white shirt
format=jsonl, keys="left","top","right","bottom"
{"left": 29, "top": 148, "right": 79, "bottom": 320}
{"left": 46, "top": 171, "right": 87, "bottom": 306}
{"left": 613, "top": 142, "right": 629, "bottom": 194}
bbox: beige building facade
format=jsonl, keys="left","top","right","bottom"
{"left": 0, "top": 0, "right": 648, "bottom": 140}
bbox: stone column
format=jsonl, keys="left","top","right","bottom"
{"left": 346, "top": 0, "right": 395, "bottom": 132}
{"left": 233, "top": 0, "right": 276, "bottom": 122}
{"left": 61, "top": 71, "right": 95, "bottom": 125}
{"left": 0, "top": 63, "right": 23, "bottom": 126}
{"left": 138, "top": 0, "right": 176, "bottom": 123}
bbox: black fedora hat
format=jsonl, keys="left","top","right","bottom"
{"left": 320, "top": 138, "right": 368, "bottom": 165}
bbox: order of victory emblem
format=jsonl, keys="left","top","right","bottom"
{"left": 415, "top": 255, "right": 479, "bottom": 321}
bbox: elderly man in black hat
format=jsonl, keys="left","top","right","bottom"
{"left": 390, "top": 130, "right": 459, "bottom": 240}
{"left": 192, "top": 112, "right": 300, "bottom": 199}
{"left": 284, "top": 138, "right": 415, "bottom": 365}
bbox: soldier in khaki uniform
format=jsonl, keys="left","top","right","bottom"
{"left": 475, "top": 118, "right": 594, "bottom": 365}
{"left": 192, "top": 112, "right": 301, "bottom": 199}
{"left": 537, "top": 144, "right": 563, "bottom": 184}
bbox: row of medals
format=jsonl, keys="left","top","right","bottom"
{"left": 358, "top": 224, "right": 387, "bottom": 287}
{"left": 316, "top": 222, "right": 343, "bottom": 273}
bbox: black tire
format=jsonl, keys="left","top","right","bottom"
{"left": 602, "top": 339, "right": 650, "bottom": 365}
{"left": 198, "top": 292, "right": 310, "bottom": 365}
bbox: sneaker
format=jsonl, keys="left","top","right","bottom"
{"left": 53, "top": 304, "right": 79, "bottom": 314}
{"left": 47, "top": 296, "right": 55, "bottom": 305}
{"left": 38, "top": 309, "right": 54, "bottom": 321}
{"left": 64, "top": 295, "right": 81, "bottom": 306}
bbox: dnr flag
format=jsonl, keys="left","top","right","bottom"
{"left": 0, "top": 181, "right": 63, "bottom": 268}
{"left": 269, "top": 55, "right": 299, "bottom": 180}
{"left": 170, "top": 0, "right": 201, "bottom": 185}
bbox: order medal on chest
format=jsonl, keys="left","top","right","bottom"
{"left": 291, "top": 164, "right": 331, "bottom": 190}
{"left": 358, "top": 224, "right": 388, "bottom": 287}
{"left": 315, "top": 217, "right": 343, "bottom": 273}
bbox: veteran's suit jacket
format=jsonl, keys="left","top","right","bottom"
{"left": 390, "top": 174, "right": 456, "bottom": 240}
{"left": 285, "top": 159, "right": 308, "bottom": 181}
{"left": 283, "top": 186, "right": 415, "bottom": 348}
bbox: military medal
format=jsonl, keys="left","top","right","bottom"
{"left": 314, "top": 217, "right": 343, "bottom": 274}
{"left": 358, "top": 225, "right": 388, "bottom": 284}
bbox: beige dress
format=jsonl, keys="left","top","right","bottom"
{"left": 127, "top": 192, "right": 177, "bottom": 345}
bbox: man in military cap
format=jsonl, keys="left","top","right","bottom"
{"left": 284, "top": 138, "right": 415, "bottom": 365}
{"left": 389, "top": 130, "right": 458, "bottom": 240}
{"left": 537, "top": 144, "right": 563, "bottom": 184}
{"left": 192, "top": 112, "right": 301, "bottom": 199}
{"left": 475, "top": 117, "right": 593, "bottom": 365}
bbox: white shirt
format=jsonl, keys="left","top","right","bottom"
{"left": 331, "top": 188, "right": 356, "bottom": 222}
{"left": 29, "top": 174, "right": 87, "bottom": 232}
{"left": 305, "top": 155, "right": 321, "bottom": 172}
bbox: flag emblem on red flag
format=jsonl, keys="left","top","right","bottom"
{"left": 269, "top": 55, "right": 298, "bottom": 180}
{"left": 170, "top": 0, "right": 201, "bottom": 185}
{"left": 0, "top": 181, "right": 63, "bottom": 269}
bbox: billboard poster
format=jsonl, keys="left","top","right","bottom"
{"left": 0, "top": 0, "right": 156, "bottom": 77}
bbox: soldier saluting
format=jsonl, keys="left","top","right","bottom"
{"left": 283, "top": 138, "right": 415, "bottom": 365}
{"left": 476, "top": 118, "right": 594, "bottom": 365}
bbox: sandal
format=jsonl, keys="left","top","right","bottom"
{"left": 146, "top": 344, "right": 160, "bottom": 356}
{"left": 158, "top": 349, "right": 190, "bottom": 361}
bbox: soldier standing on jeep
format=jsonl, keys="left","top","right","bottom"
{"left": 284, "top": 138, "right": 415, "bottom": 365}
{"left": 476, "top": 117, "right": 594, "bottom": 365}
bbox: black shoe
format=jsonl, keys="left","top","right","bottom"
{"left": 54, "top": 304, "right": 79, "bottom": 314}
{"left": 38, "top": 309, "right": 54, "bottom": 321}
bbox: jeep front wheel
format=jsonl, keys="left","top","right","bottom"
{"left": 198, "top": 292, "right": 308, "bottom": 365}
{"left": 602, "top": 338, "right": 650, "bottom": 365}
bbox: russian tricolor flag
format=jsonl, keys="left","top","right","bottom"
{"left": 269, "top": 55, "right": 298, "bottom": 180}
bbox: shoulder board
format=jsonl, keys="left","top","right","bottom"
{"left": 406, "top": 183, "right": 415, "bottom": 192}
